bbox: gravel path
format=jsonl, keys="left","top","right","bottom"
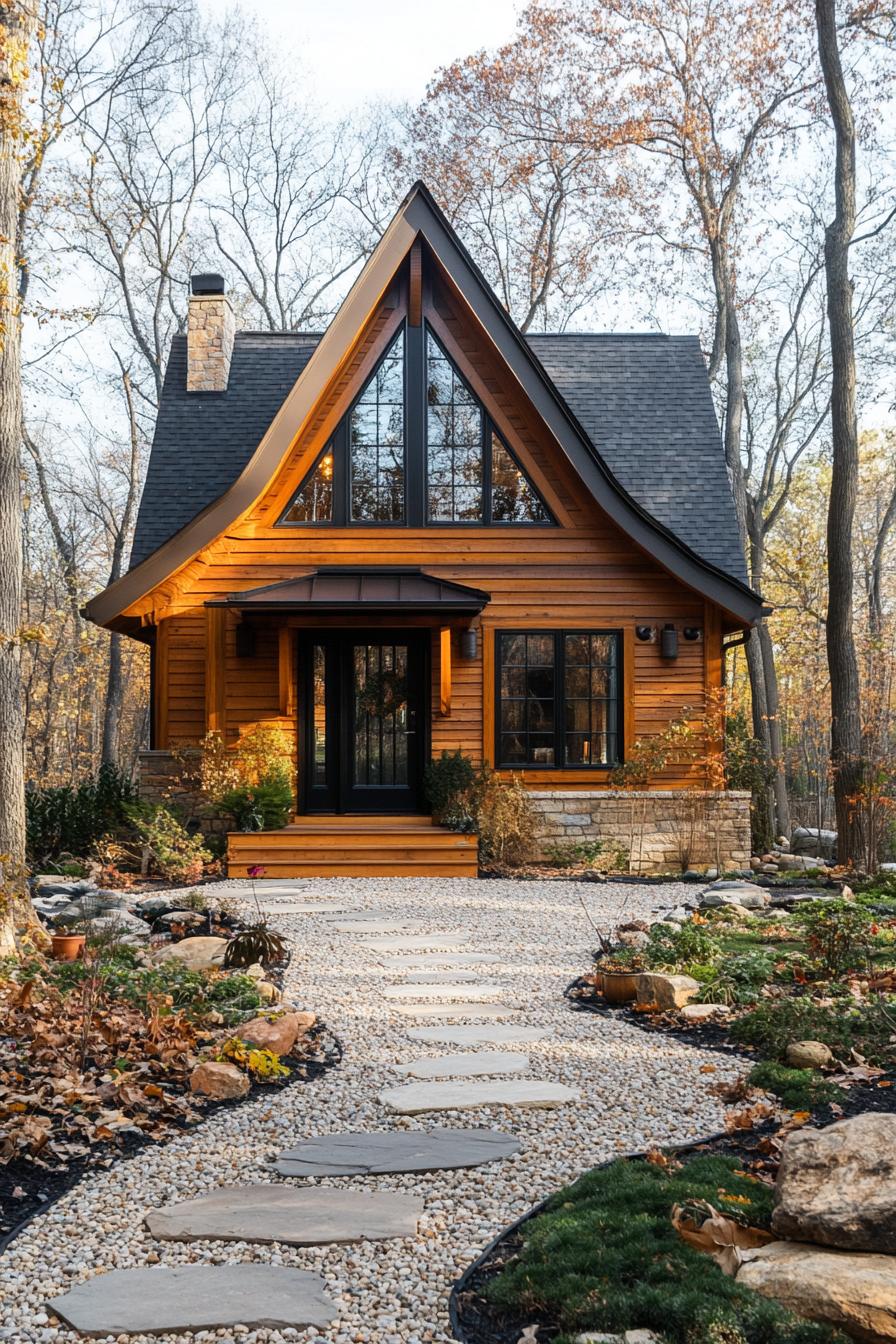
{"left": 1, "top": 877, "right": 742, "bottom": 1344}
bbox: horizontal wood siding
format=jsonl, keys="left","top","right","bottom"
{"left": 148, "top": 270, "right": 725, "bottom": 791}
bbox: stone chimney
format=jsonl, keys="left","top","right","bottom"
{"left": 187, "top": 273, "right": 235, "bottom": 393}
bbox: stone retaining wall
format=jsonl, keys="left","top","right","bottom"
{"left": 527, "top": 789, "right": 752, "bottom": 875}
{"left": 138, "top": 750, "right": 229, "bottom": 836}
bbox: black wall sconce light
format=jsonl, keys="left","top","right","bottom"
{"left": 683, "top": 627, "right": 702, "bottom": 642}
{"left": 660, "top": 623, "right": 679, "bottom": 659}
{"left": 635, "top": 625, "right": 655, "bottom": 642}
{"left": 235, "top": 622, "right": 256, "bottom": 659}
{"left": 460, "top": 628, "right": 478, "bottom": 660}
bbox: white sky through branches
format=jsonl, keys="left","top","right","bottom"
{"left": 201, "top": 0, "right": 521, "bottom": 110}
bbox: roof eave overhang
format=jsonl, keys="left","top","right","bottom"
{"left": 83, "top": 181, "right": 763, "bottom": 632}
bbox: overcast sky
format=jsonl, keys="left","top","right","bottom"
{"left": 202, "top": 0, "right": 521, "bottom": 111}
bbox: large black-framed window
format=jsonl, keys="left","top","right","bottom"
{"left": 278, "top": 317, "right": 554, "bottom": 529}
{"left": 496, "top": 630, "right": 621, "bottom": 769}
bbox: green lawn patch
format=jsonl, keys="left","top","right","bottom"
{"left": 484, "top": 1154, "right": 846, "bottom": 1344}
{"left": 746, "top": 1061, "right": 846, "bottom": 1110}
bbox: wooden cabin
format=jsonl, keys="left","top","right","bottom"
{"left": 85, "top": 182, "right": 763, "bottom": 878}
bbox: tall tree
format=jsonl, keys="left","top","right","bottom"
{"left": 0, "top": 0, "right": 38, "bottom": 953}
{"left": 815, "top": 0, "right": 864, "bottom": 864}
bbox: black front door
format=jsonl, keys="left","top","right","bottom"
{"left": 302, "top": 632, "right": 428, "bottom": 814}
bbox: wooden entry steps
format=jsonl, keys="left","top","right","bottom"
{"left": 227, "top": 815, "right": 479, "bottom": 879}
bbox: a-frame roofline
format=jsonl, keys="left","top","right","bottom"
{"left": 84, "top": 180, "right": 764, "bottom": 631}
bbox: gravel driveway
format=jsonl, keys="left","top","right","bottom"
{"left": 1, "top": 876, "right": 742, "bottom": 1344}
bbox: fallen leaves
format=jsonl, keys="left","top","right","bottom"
{"left": 671, "top": 1198, "right": 774, "bottom": 1276}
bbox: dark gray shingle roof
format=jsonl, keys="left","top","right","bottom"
{"left": 130, "top": 328, "right": 746, "bottom": 585}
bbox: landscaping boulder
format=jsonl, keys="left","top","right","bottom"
{"left": 737, "top": 1241, "right": 896, "bottom": 1342}
{"left": 159, "top": 910, "right": 208, "bottom": 928}
{"left": 617, "top": 929, "right": 650, "bottom": 949}
{"left": 152, "top": 936, "right": 228, "bottom": 971}
{"left": 190, "top": 1061, "right": 250, "bottom": 1100}
{"left": 778, "top": 853, "right": 829, "bottom": 872}
{"left": 634, "top": 973, "right": 700, "bottom": 1010}
{"left": 700, "top": 880, "right": 768, "bottom": 911}
{"left": 86, "top": 911, "right": 151, "bottom": 939}
{"left": 771, "top": 1114, "right": 896, "bottom": 1253}
{"left": 785, "top": 1040, "right": 834, "bottom": 1070}
{"left": 792, "top": 827, "right": 837, "bottom": 861}
{"left": 256, "top": 981, "right": 281, "bottom": 1004}
{"left": 680, "top": 1002, "right": 730, "bottom": 1021}
{"left": 137, "top": 894, "right": 181, "bottom": 918}
{"left": 238, "top": 1011, "right": 315, "bottom": 1056}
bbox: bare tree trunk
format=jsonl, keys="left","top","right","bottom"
{"left": 758, "top": 620, "right": 791, "bottom": 837}
{"left": 0, "top": 1, "right": 40, "bottom": 954}
{"left": 869, "top": 481, "right": 896, "bottom": 640}
{"left": 816, "top": 0, "right": 864, "bottom": 867}
{"left": 101, "top": 362, "right": 142, "bottom": 769}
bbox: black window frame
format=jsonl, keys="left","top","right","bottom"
{"left": 495, "top": 629, "right": 623, "bottom": 770}
{"left": 277, "top": 316, "right": 555, "bottom": 529}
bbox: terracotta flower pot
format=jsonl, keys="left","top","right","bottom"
{"left": 51, "top": 933, "right": 86, "bottom": 962}
{"left": 598, "top": 969, "right": 640, "bottom": 1004}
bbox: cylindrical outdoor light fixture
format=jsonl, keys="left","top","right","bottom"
{"left": 460, "top": 628, "right": 478, "bottom": 660}
{"left": 660, "top": 623, "right": 679, "bottom": 659}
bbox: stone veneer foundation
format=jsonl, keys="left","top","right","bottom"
{"left": 527, "top": 790, "right": 752, "bottom": 875}
{"left": 139, "top": 753, "right": 751, "bottom": 876}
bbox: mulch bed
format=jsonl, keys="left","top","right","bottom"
{"left": 0, "top": 1022, "right": 342, "bottom": 1253}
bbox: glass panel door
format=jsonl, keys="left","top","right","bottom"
{"left": 302, "top": 632, "right": 426, "bottom": 814}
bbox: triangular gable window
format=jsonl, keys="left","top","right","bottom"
{"left": 281, "top": 445, "right": 334, "bottom": 523}
{"left": 279, "top": 321, "right": 553, "bottom": 528}
{"left": 491, "top": 432, "right": 550, "bottom": 523}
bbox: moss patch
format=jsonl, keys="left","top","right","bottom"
{"left": 484, "top": 1154, "right": 846, "bottom": 1344}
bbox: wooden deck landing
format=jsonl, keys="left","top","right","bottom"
{"left": 227, "top": 815, "right": 479, "bottom": 879}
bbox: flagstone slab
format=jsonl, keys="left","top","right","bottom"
{"left": 260, "top": 903, "right": 352, "bottom": 915}
{"left": 408, "top": 1024, "right": 550, "bottom": 1046}
{"left": 335, "top": 921, "right": 424, "bottom": 934}
{"left": 47, "top": 1264, "right": 337, "bottom": 1336}
{"left": 364, "top": 934, "right": 470, "bottom": 951}
{"left": 145, "top": 1185, "right": 421, "bottom": 1246}
{"left": 404, "top": 970, "right": 483, "bottom": 983}
{"left": 391, "top": 1002, "right": 518, "bottom": 1020}
{"left": 383, "top": 983, "right": 503, "bottom": 1000}
{"left": 274, "top": 1127, "right": 519, "bottom": 1177}
{"left": 380, "top": 1079, "right": 579, "bottom": 1115}
{"left": 393, "top": 1051, "right": 530, "bottom": 1079}
{"left": 388, "top": 952, "right": 496, "bottom": 967}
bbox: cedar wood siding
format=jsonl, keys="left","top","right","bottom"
{"left": 149, "top": 270, "right": 724, "bottom": 792}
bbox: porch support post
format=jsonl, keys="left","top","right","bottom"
{"left": 154, "top": 618, "right": 169, "bottom": 749}
{"left": 205, "top": 607, "right": 226, "bottom": 735}
{"left": 439, "top": 625, "right": 452, "bottom": 717}
{"left": 279, "top": 625, "right": 296, "bottom": 717}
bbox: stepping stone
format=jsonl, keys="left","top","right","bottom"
{"left": 260, "top": 903, "right": 352, "bottom": 915}
{"left": 409, "top": 1024, "right": 550, "bottom": 1046}
{"left": 391, "top": 1002, "right": 518, "bottom": 1020}
{"left": 364, "top": 934, "right": 469, "bottom": 951}
{"left": 381, "top": 1079, "right": 579, "bottom": 1114}
{"left": 48, "top": 1264, "right": 336, "bottom": 1336}
{"left": 319, "top": 910, "right": 385, "bottom": 922}
{"left": 404, "top": 971, "right": 483, "bottom": 983}
{"left": 146, "top": 1185, "right": 421, "bottom": 1246}
{"left": 274, "top": 1127, "right": 519, "bottom": 1177}
{"left": 335, "top": 920, "right": 424, "bottom": 934}
{"left": 393, "top": 1051, "right": 530, "bottom": 1079}
{"left": 383, "top": 983, "right": 503, "bottom": 1000}
{"left": 389, "top": 952, "right": 496, "bottom": 967}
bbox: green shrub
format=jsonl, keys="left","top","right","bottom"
{"left": 46, "top": 947, "right": 262, "bottom": 1025}
{"left": 644, "top": 921, "right": 721, "bottom": 970}
{"left": 792, "top": 899, "right": 875, "bottom": 977}
{"left": 730, "top": 996, "right": 896, "bottom": 1066}
{"left": 698, "top": 951, "right": 778, "bottom": 1005}
{"left": 424, "top": 749, "right": 477, "bottom": 827}
{"left": 130, "top": 805, "right": 212, "bottom": 884}
{"left": 485, "top": 1154, "right": 844, "bottom": 1344}
{"left": 542, "top": 839, "right": 627, "bottom": 869}
{"left": 748, "top": 1061, "right": 846, "bottom": 1111}
{"left": 26, "top": 763, "right": 138, "bottom": 862}
{"left": 219, "top": 763, "right": 294, "bottom": 832}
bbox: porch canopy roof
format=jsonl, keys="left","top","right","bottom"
{"left": 208, "top": 567, "right": 490, "bottom": 616}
